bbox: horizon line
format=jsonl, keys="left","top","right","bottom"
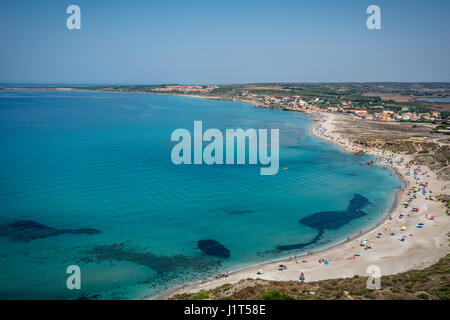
{"left": 1, "top": 81, "right": 450, "bottom": 86}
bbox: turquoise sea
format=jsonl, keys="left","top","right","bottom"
{"left": 0, "top": 89, "right": 402, "bottom": 299}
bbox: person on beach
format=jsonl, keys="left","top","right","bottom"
{"left": 299, "top": 272, "right": 305, "bottom": 282}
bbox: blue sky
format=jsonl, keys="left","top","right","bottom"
{"left": 1, "top": 0, "right": 449, "bottom": 84}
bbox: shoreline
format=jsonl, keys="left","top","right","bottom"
{"left": 151, "top": 186, "right": 402, "bottom": 300}
{"left": 163, "top": 112, "right": 450, "bottom": 300}
{"left": 152, "top": 112, "right": 406, "bottom": 300}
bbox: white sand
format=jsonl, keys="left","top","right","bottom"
{"left": 164, "top": 112, "right": 450, "bottom": 299}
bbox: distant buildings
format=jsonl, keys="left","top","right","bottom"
{"left": 151, "top": 85, "right": 218, "bottom": 93}
{"left": 159, "top": 87, "right": 442, "bottom": 124}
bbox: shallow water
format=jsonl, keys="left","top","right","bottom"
{"left": 0, "top": 90, "right": 402, "bottom": 299}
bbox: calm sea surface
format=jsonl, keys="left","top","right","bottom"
{"left": 418, "top": 97, "right": 450, "bottom": 102}
{"left": 0, "top": 90, "right": 401, "bottom": 299}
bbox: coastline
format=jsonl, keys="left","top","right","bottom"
{"left": 151, "top": 186, "right": 402, "bottom": 300}
{"left": 152, "top": 112, "right": 403, "bottom": 299}
{"left": 163, "top": 112, "right": 450, "bottom": 300}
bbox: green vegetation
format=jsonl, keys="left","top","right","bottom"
{"left": 441, "top": 112, "right": 450, "bottom": 120}
{"left": 191, "top": 291, "right": 209, "bottom": 300}
{"left": 260, "top": 290, "right": 294, "bottom": 300}
{"left": 437, "top": 194, "right": 450, "bottom": 215}
{"left": 171, "top": 254, "right": 450, "bottom": 300}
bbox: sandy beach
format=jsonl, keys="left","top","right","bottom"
{"left": 164, "top": 112, "right": 450, "bottom": 299}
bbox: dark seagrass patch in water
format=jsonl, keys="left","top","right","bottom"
{"left": 197, "top": 239, "right": 231, "bottom": 258}
{"left": 0, "top": 220, "right": 101, "bottom": 242}
{"left": 277, "top": 194, "right": 370, "bottom": 251}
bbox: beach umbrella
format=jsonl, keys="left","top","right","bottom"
{"left": 401, "top": 226, "right": 406, "bottom": 230}
{"left": 302, "top": 258, "right": 308, "bottom": 262}
{"left": 418, "top": 223, "right": 424, "bottom": 226}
